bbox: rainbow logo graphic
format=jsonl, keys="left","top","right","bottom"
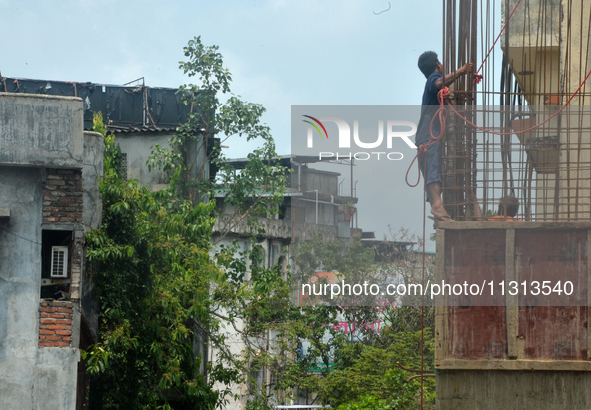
{"left": 302, "top": 115, "right": 329, "bottom": 140}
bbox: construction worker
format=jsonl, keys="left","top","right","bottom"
{"left": 416, "top": 51, "right": 473, "bottom": 223}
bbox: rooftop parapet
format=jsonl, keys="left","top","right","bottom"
{"left": 0, "top": 93, "right": 84, "bottom": 168}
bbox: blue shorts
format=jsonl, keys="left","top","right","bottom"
{"left": 417, "top": 141, "right": 442, "bottom": 201}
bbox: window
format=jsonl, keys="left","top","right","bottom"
{"left": 248, "top": 360, "right": 262, "bottom": 394}
{"left": 41, "top": 230, "right": 72, "bottom": 299}
{"left": 119, "top": 153, "right": 128, "bottom": 180}
{"left": 50, "top": 246, "right": 68, "bottom": 278}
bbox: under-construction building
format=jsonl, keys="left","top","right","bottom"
{"left": 436, "top": 1, "right": 591, "bottom": 409}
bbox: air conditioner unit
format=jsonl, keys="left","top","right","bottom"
{"left": 50, "top": 246, "right": 68, "bottom": 278}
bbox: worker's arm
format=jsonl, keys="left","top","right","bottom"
{"left": 436, "top": 63, "right": 474, "bottom": 90}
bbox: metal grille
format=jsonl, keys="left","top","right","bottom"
{"left": 50, "top": 246, "right": 68, "bottom": 278}
{"left": 119, "top": 153, "right": 128, "bottom": 181}
{"left": 440, "top": 0, "right": 591, "bottom": 222}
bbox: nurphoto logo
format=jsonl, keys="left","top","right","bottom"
{"left": 303, "top": 115, "right": 418, "bottom": 161}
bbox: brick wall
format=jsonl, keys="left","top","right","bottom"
{"left": 39, "top": 300, "right": 73, "bottom": 347}
{"left": 43, "top": 169, "right": 83, "bottom": 223}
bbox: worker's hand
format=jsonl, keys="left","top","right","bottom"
{"left": 461, "top": 62, "right": 474, "bottom": 75}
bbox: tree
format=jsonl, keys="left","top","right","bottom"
{"left": 276, "top": 234, "right": 436, "bottom": 410}
{"left": 84, "top": 38, "right": 289, "bottom": 409}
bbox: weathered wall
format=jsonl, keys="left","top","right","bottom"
{"left": 302, "top": 167, "right": 340, "bottom": 195}
{"left": 82, "top": 131, "right": 104, "bottom": 231}
{"left": 0, "top": 166, "right": 79, "bottom": 410}
{"left": 114, "top": 131, "right": 174, "bottom": 189}
{"left": 80, "top": 131, "right": 103, "bottom": 346}
{"left": 437, "top": 370, "right": 591, "bottom": 410}
{"left": 0, "top": 94, "right": 93, "bottom": 410}
{"left": 210, "top": 236, "right": 289, "bottom": 410}
{"left": 0, "top": 93, "right": 84, "bottom": 168}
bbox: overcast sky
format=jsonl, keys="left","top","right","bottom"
{"left": 0, "top": 0, "right": 500, "bottom": 249}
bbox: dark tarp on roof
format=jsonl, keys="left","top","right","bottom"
{"left": 0, "top": 77, "right": 194, "bottom": 131}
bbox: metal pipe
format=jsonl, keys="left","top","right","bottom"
{"left": 315, "top": 190, "right": 318, "bottom": 224}
{"left": 297, "top": 198, "right": 339, "bottom": 206}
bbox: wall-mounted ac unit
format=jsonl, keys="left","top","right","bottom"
{"left": 50, "top": 246, "right": 68, "bottom": 278}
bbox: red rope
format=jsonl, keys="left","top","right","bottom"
{"left": 445, "top": 64, "right": 591, "bottom": 135}
{"left": 408, "top": 0, "right": 525, "bottom": 183}
{"left": 420, "top": 161, "right": 426, "bottom": 410}
{"left": 476, "top": 0, "right": 523, "bottom": 76}
{"left": 405, "top": 87, "right": 450, "bottom": 188}
{"left": 409, "top": 63, "right": 591, "bottom": 186}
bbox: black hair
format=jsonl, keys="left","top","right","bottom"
{"left": 418, "top": 51, "right": 439, "bottom": 78}
{"left": 498, "top": 195, "right": 519, "bottom": 218}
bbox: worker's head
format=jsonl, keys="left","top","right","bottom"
{"left": 418, "top": 51, "right": 441, "bottom": 78}
{"left": 498, "top": 195, "right": 519, "bottom": 217}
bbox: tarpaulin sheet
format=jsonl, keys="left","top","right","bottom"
{"left": 1, "top": 77, "right": 192, "bottom": 130}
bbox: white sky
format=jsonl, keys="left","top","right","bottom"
{"left": 0, "top": 0, "right": 500, "bottom": 250}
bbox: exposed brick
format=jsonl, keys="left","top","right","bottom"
{"left": 56, "top": 308, "right": 72, "bottom": 313}
{"left": 64, "top": 314, "right": 72, "bottom": 319}
{"left": 44, "top": 335, "right": 62, "bottom": 341}
{"left": 40, "top": 318, "right": 57, "bottom": 325}
{"left": 56, "top": 330, "right": 71, "bottom": 336}
{"left": 62, "top": 336, "right": 71, "bottom": 342}
{"left": 40, "top": 307, "right": 56, "bottom": 313}
{"left": 47, "top": 179, "right": 65, "bottom": 186}
{"left": 48, "top": 324, "right": 65, "bottom": 330}
{"left": 39, "top": 342, "right": 55, "bottom": 347}
{"left": 59, "top": 217, "right": 75, "bottom": 222}
{"left": 49, "top": 313, "right": 65, "bottom": 319}
{"left": 39, "top": 329, "right": 55, "bottom": 335}
{"left": 63, "top": 325, "right": 72, "bottom": 330}
{"left": 55, "top": 341, "right": 70, "bottom": 347}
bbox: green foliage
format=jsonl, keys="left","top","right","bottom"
{"left": 282, "top": 325, "right": 434, "bottom": 409}
{"left": 148, "top": 35, "right": 288, "bottom": 215}
{"left": 275, "top": 237, "right": 435, "bottom": 409}
{"left": 94, "top": 112, "right": 123, "bottom": 176}
{"left": 337, "top": 395, "right": 392, "bottom": 410}
{"left": 85, "top": 38, "right": 292, "bottom": 409}
{"left": 85, "top": 127, "right": 222, "bottom": 408}
{"left": 86, "top": 37, "right": 437, "bottom": 410}
{"left": 293, "top": 233, "right": 375, "bottom": 282}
